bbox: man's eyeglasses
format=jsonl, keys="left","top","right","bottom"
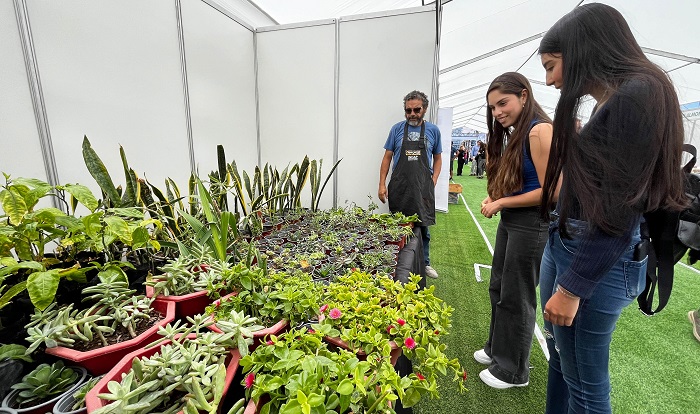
{"left": 404, "top": 107, "right": 423, "bottom": 114}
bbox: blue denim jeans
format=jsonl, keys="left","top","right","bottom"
{"left": 540, "top": 218, "right": 647, "bottom": 414}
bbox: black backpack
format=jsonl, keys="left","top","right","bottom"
{"left": 638, "top": 144, "right": 700, "bottom": 315}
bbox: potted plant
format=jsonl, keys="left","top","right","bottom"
{"left": 239, "top": 327, "right": 403, "bottom": 414}
{"left": 2, "top": 361, "right": 88, "bottom": 414}
{"left": 206, "top": 265, "right": 322, "bottom": 353}
{"left": 315, "top": 271, "right": 468, "bottom": 407}
{"left": 24, "top": 266, "right": 176, "bottom": 375}
{"left": 85, "top": 316, "right": 250, "bottom": 414}
{"left": 145, "top": 256, "right": 234, "bottom": 318}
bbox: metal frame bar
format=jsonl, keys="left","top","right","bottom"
{"left": 333, "top": 19, "right": 340, "bottom": 208}
{"left": 175, "top": 0, "right": 196, "bottom": 176}
{"left": 256, "top": 18, "right": 335, "bottom": 33}
{"left": 253, "top": 30, "right": 262, "bottom": 168}
{"left": 13, "top": 0, "right": 61, "bottom": 209}
{"left": 201, "top": 0, "right": 255, "bottom": 31}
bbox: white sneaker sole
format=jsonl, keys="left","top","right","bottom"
{"left": 479, "top": 369, "right": 528, "bottom": 389}
{"left": 473, "top": 349, "right": 492, "bottom": 365}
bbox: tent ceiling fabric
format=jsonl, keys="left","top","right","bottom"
{"left": 227, "top": 0, "right": 699, "bottom": 139}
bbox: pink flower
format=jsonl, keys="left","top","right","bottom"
{"left": 245, "top": 372, "right": 255, "bottom": 389}
{"left": 404, "top": 337, "right": 416, "bottom": 350}
{"left": 386, "top": 325, "right": 394, "bottom": 334}
{"left": 462, "top": 371, "right": 468, "bottom": 381}
{"left": 266, "top": 340, "right": 274, "bottom": 345}
{"left": 319, "top": 304, "right": 329, "bottom": 313}
{"left": 329, "top": 308, "right": 342, "bottom": 319}
{"left": 308, "top": 329, "right": 316, "bottom": 334}
{"left": 396, "top": 318, "right": 406, "bottom": 326}
{"left": 213, "top": 300, "right": 220, "bottom": 308}
{"left": 416, "top": 372, "right": 425, "bottom": 381}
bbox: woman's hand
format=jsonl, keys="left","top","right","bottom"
{"left": 543, "top": 290, "right": 580, "bottom": 326}
{"left": 481, "top": 197, "right": 503, "bottom": 218}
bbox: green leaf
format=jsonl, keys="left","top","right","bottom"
{"left": 0, "top": 261, "right": 44, "bottom": 277}
{"left": 120, "top": 146, "right": 138, "bottom": 206}
{"left": 82, "top": 136, "right": 121, "bottom": 207}
{"left": 131, "top": 227, "right": 150, "bottom": 249}
{"left": 0, "top": 280, "right": 27, "bottom": 309}
{"left": 402, "top": 387, "right": 422, "bottom": 407}
{"left": 27, "top": 270, "right": 61, "bottom": 310}
{"left": 336, "top": 379, "right": 354, "bottom": 395}
{"left": 104, "top": 216, "right": 130, "bottom": 242}
{"left": 1, "top": 186, "right": 29, "bottom": 225}
{"left": 60, "top": 183, "right": 99, "bottom": 212}
{"left": 0, "top": 344, "right": 32, "bottom": 362}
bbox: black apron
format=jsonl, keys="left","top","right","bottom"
{"left": 388, "top": 122, "right": 436, "bottom": 226}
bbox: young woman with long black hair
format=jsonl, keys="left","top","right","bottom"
{"left": 475, "top": 72, "right": 553, "bottom": 389}
{"left": 538, "top": 4, "right": 686, "bottom": 413}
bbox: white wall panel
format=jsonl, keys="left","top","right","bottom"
{"left": 256, "top": 22, "right": 336, "bottom": 209}
{"left": 26, "top": 0, "right": 190, "bottom": 195}
{"left": 182, "top": 0, "right": 258, "bottom": 177}
{"left": 337, "top": 9, "right": 436, "bottom": 211}
{"left": 0, "top": 1, "right": 46, "bottom": 181}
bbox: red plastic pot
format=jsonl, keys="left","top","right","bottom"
{"left": 46, "top": 300, "right": 176, "bottom": 375}
{"left": 145, "top": 285, "right": 220, "bottom": 319}
{"left": 323, "top": 335, "right": 402, "bottom": 366}
{"left": 85, "top": 335, "right": 241, "bottom": 414}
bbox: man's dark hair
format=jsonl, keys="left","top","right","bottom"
{"left": 404, "top": 90, "right": 429, "bottom": 109}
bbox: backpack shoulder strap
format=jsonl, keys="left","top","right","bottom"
{"left": 639, "top": 209, "right": 679, "bottom": 315}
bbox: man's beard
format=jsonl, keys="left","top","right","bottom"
{"left": 408, "top": 117, "right": 423, "bottom": 127}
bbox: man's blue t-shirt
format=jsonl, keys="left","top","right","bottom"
{"left": 383, "top": 121, "right": 442, "bottom": 172}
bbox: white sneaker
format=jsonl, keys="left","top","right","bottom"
{"left": 479, "top": 368, "right": 528, "bottom": 389}
{"left": 473, "top": 349, "right": 493, "bottom": 365}
{"left": 425, "top": 265, "right": 438, "bottom": 279}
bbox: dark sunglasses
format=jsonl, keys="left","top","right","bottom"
{"left": 404, "top": 107, "right": 423, "bottom": 114}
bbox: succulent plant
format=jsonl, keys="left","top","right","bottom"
{"left": 24, "top": 270, "right": 156, "bottom": 353}
{"left": 93, "top": 317, "right": 247, "bottom": 414}
{"left": 71, "top": 375, "right": 103, "bottom": 410}
{"left": 10, "top": 360, "right": 79, "bottom": 407}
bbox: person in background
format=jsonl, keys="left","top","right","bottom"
{"left": 475, "top": 141, "right": 487, "bottom": 179}
{"left": 538, "top": 4, "right": 686, "bottom": 413}
{"left": 378, "top": 90, "right": 442, "bottom": 279}
{"left": 457, "top": 144, "right": 467, "bottom": 176}
{"left": 689, "top": 307, "right": 700, "bottom": 343}
{"left": 470, "top": 140, "right": 481, "bottom": 175}
{"left": 475, "top": 72, "right": 553, "bottom": 389}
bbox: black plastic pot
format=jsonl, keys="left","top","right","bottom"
{"left": 52, "top": 390, "right": 86, "bottom": 414}
{"left": 1, "top": 366, "right": 88, "bottom": 414}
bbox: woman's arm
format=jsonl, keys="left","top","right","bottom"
{"left": 481, "top": 123, "right": 553, "bottom": 217}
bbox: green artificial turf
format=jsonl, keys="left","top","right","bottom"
{"left": 412, "top": 162, "right": 700, "bottom": 414}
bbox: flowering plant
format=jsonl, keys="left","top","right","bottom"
{"left": 315, "top": 271, "right": 467, "bottom": 407}
{"left": 239, "top": 327, "right": 408, "bottom": 414}
{"left": 206, "top": 266, "right": 322, "bottom": 327}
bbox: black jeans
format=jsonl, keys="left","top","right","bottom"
{"left": 484, "top": 207, "right": 548, "bottom": 384}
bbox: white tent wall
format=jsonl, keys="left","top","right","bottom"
{"left": 22, "top": 0, "right": 191, "bottom": 201}
{"left": 0, "top": 0, "right": 46, "bottom": 182}
{"left": 336, "top": 7, "right": 437, "bottom": 212}
{"left": 181, "top": 0, "right": 258, "bottom": 178}
{"left": 255, "top": 20, "right": 337, "bottom": 210}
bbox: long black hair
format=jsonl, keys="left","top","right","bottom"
{"left": 485, "top": 72, "right": 551, "bottom": 200}
{"left": 539, "top": 3, "right": 686, "bottom": 236}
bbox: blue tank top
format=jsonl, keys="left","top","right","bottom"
{"left": 512, "top": 120, "right": 544, "bottom": 196}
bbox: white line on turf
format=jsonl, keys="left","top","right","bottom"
{"left": 458, "top": 190, "right": 550, "bottom": 361}
{"left": 679, "top": 261, "right": 700, "bottom": 274}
